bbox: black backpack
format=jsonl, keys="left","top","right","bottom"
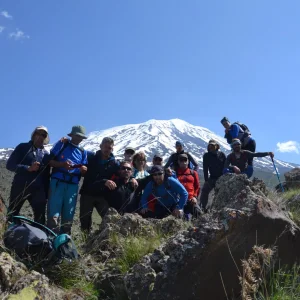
{"left": 4, "top": 216, "right": 78, "bottom": 267}
{"left": 233, "top": 122, "right": 251, "bottom": 136}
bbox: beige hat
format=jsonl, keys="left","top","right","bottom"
{"left": 31, "top": 126, "right": 50, "bottom": 145}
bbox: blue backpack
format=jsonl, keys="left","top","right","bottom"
{"left": 4, "top": 216, "right": 78, "bottom": 266}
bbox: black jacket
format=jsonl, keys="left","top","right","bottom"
{"left": 80, "top": 151, "right": 119, "bottom": 196}
{"left": 165, "top": 150, "right": 198, "bottom": 170}
{"left": 6, "top": 141, "right": 50, "bottom": 193}
{"left": 203, "top": 151, "right": 226, "bottom": 181}
{"left": 105, "top": 178, "right": 135, "bottom": 213}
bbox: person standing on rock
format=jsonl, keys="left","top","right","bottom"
{"left": 176, "top": 154, "right": 201, "bottom": 218}
{"left": 165, "top": 141, "right": 199, "bottom": 171}
{"left": 199, "top": 139, "right": 226, "bottom": 213}
{"left": 140, "top": 165, "right": 188, "bottom": 219}
{"left": 6, "top": 126, "right": 51, "bottom": 224}
{"left": 46, "top": 125, "right": 88, "bottom": 234}
{"left": 221, "top": 117, "right": 256, "bottom": 167}
{"left": 223, "top": 139, "right": 274, "bottom": 178}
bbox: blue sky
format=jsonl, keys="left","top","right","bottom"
{"left": 0, "top": 0, "right": 299, "bottom": 163}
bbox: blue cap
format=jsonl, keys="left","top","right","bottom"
{"left": 175, "top": 141, "right": 184, "bottom": 147}
{"left": 150, "top": 165, "right": 164, "bottom": 174}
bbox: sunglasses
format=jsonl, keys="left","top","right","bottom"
{"left": 120, "top": 166, "right": 132, "bottom": 171}
{"left": 152, "top": 172, "right": 164, "bottom": 177}
{"left": 125, "top": 151, "right": 135, "bottom": 155}
{"left": 36, "top": 132, "right": 47, "bottom": 138}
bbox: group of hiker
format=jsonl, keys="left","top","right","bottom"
{"left": 5, "top": 117, "right": 274, "bottom": 235}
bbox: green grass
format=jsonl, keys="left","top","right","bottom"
{"left": 255, "top": 265, "right": 300, "bottom": 300}
{"left": 109, "top": 231, "right": 164, "bottom": 274}
{"left": 283, "top": 188, "right": 300, "bottom": 201}
{"left": 46, "top": 260, "right": 99, "bottom": 300}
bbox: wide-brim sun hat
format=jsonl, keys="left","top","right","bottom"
{"left": 67, "top": 125, "right": 87, "bottom": 139}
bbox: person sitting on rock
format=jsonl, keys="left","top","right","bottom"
{"left": 132, "top": 151, "right": 150, "bottom": 179}
{"left": 140, "top": 165, "right": 188, "bottom": 219}
{"left": 6, "top": 126, "right": 51, "bottom": 225}
{"left": 176, "top": 154, "right": 202, "bottom": 218}
{"left": 223, "top": 139, "right": 274, "bottom": 178}
{"left": 46, "top": 125, "right": 88, "bottom": 234}
{"left": 105, "top": 161, "right": 137, "bottom": 214}
{"left": 221, "top": 117, "right": 256, "bottom": 167}
{"left": 200, "top": 139, "right": 226, "bottom": 212}
{"left": 165, "top": 141, "right": 199, "bottom": 171}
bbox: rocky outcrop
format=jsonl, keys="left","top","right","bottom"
{"left": 284, "top": 167, "right": 300, "bottom": 190}
{"left": 2, "top": 173, "right": 300, "bottom": 300}
{"left": 124, "top": 174, "right": 300, "bottom": 300}
{"left": 0, "top": 252, "right": 84, "bottom": 299}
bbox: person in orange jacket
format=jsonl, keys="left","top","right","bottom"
{"left": 176, "top": 153, "right": 202, "bottom": 218}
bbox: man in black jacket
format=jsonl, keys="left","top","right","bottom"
{"left": 199, "top": 139, "right": 226, "bottom": 212}
{"left": 79, "top": 137, "right": 119, "bottom": 232}
{"left": 6, "top": 126, "right": 50, "bottom": 224}
{"left": 105, "top": 161, "right": 136, "bottom": 214}
{"left": 165, "top": 141, "right": 198, "bottom": 171}
{"left": 79, "top": 137, "right": 138, "bottom": 233}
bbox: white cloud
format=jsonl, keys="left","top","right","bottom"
{"left": 276, "top": 141, "right": 300, "bottom": 154}
{"left": 0, "top": 26, "right": 4, "bottom": 33}
{"left": 9, "top": 29, "right": 30, "bottom": 41}
{"left": 1, "top": 11, "right": 13, "bottom": 19}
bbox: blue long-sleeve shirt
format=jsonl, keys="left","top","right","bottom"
{"left": 141, "top": 177, "right": 188, "bottom": 210}
{"left": 46, "top": 140, "right": 88, "bottom": 184}
{"left": 225, "top": 124, "right": 253, "bottom": 146}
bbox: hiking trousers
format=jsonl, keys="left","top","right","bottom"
{"left": 184, "top": 200, "right": 202, "bottom": 218}
{"left": 199, "top": 178, "right": 218, "bottom": 210}
{"left": 47, "top": 179, "right": 79, "bottom": 234}
{"left": 223, "top": 166, "right": 254, "bottom": 179}
{"left": 8, "top": 183, "right": 47, "bottom": 225}
{"left": 80, "top": 194, "right": 109, "bottom": 233}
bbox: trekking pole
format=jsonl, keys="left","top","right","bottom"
{"left": 271, "top": 157, "right": 284, "bottom": 192}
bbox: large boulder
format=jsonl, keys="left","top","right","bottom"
{"left": 284, "top": 167, "right": 300, "bottom": 190}
{"left": 124, "top": 174, "right": 300, "bottom": 300}
{"left": 0, "top": 253, "right": 84, "bottom": 299}
{"left": 0, "top": 252, "right": 27, "bottom": 291}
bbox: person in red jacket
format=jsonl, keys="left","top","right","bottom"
{"left": 176, "top": 154, "right": 202, "bottom": 218}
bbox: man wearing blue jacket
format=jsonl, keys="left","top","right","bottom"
{"left": 6, "top": 126, "right": 50, "bottom": 224}
{"left": 140, "top": 165, "right": 188, "bottom": 219}
{"left": 221, "top": 117, "right": 256, "bottom": 166}
{"left": 46, "top": 125, "right": 88, "bottom": 234}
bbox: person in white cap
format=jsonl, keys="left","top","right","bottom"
{"left": 6, "top": 126, "right": 51, "bottom": 224}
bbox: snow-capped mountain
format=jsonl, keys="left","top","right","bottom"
{"left": 0, "top": 119, "right": 298, "bottom": 175}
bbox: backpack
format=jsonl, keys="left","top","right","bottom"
{"left": 4, "top": 216, "right": 78, "bottom": 267}
{"left": 233, "top": 122, "right": 251, "bottom": 137}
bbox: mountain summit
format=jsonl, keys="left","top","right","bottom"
{"left": 0, "top": 119, "right": 298, "bottom": 175}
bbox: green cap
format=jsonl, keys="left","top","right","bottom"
{"left": 67, "top": 125, "right": 87, "bottom": 139}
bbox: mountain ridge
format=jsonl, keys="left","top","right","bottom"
{"left": 0, "top": 119, "right": 298, "bottom": 176}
